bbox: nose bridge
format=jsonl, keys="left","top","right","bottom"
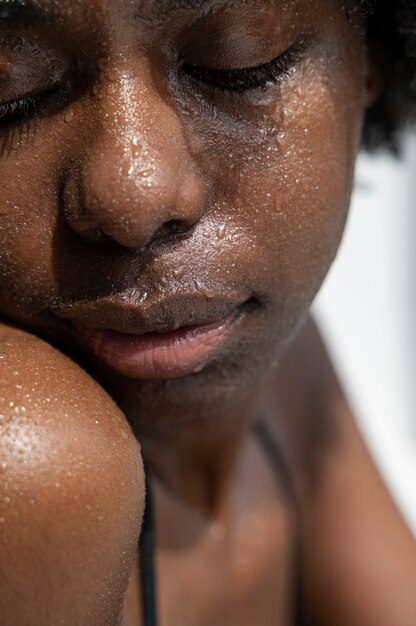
{"left": 73, "top": 68, "right": 204, "bottom": 248}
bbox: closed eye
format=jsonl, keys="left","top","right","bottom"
{"left": 182, "top": 44, "right": 304, "bottom": 92}
{"left": 0, "top": 85, "right": 61, "bottom": 125}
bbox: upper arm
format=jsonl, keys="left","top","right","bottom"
{"left": 0, "top": 325, "right": 144, "bottom": 626}
{"left": 275, "top": 317, "right": 416, "bottom": 626}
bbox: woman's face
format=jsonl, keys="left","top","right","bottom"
{"left": 0, "top": 0, "right": 370, "bottom": 416}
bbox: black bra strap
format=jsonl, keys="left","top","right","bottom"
{"left": 140, "top": 424, "right": 306, "bottom": 626}
{"left": 253, "top": 420, "right": 295, "bottom": 503}
{"left": 254, "top": 420, "right": 306, "bottom": 626}
{"left": 139, "top": 477, "right": 158, "bottom": 626}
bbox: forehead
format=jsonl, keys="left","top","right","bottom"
{"left": 0, "top": 0, "right": 347, "bottom": 20}
{"left": 0, "top": 0, "right": 359, "bottom": 40}
{"left": 0, "top": 0, "right": 263, "bottom": 14}
{"left": 0, "top": 0, "right": 252, "bottom": 43}
{"left": 0, "top": 0, "right": 363, "bottom": 90}
{"left": 0, "top": 0, "right": 254, "bottom": 33}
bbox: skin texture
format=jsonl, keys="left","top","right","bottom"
{"left": 272, "top": 320, "right": 416, "bottom": 626}
{"left": 0, "top": 0, "right": 369, "bottom": 499}
{"left": 0, "top": 0, "right": 415, "bottom": 625}
{"left": 0, "top": 324, "right": 145, "bottom": 625}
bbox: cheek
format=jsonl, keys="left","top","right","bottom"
{"left": 196, "top": 44, "right": 365, "bottom": 319}
{"left": 267, "top": 96, "right": 359, "bottom": 304}
{"left": 0, "top": 150, "right": 60, "bottom": 320}
{"left": 272, "top": 60, "right": 364, "bottom": 304}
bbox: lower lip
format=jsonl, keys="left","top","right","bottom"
{"left": 81, "top": 311, "right": 239, "bottom": 380}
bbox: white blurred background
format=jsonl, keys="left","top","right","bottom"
{"left": 313, "top": 132, "right": 416, "bottom": 533}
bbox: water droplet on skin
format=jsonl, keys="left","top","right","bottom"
{"left": 194, "top": 278, "right": 204, "bottom": 292}
{"left": 247, "top": 85, "right": 276, "bottom": 107}
{"left": 136, "top": 290, "right": 148, "bottom": 304}
{"left": 172, "top": 268, "right": 184, "bottom": 280}
{"left": 277, "top": 130, "right": 287, "bottom": 144}
{"left": 193, "top": 279, "right": 215, "bottom": 300}
{"left": 64, "top": 110, "right": 75, "bottom": 124}
{"left": 216, "top": 224, "right": 226, "bottom": 240}
{"left": 138, "top": 168, "right": 152, "bottom": 179}
{"left": 130, "top": 139, "right": 141, "bottom": 159}
{"left": 158, "top": 276, "right": 169, "bottom": 288}
{"left": 121, "top": 162, "right": 134, "bottom": 177}
{"left": 180, "top": 102, "right": 193, "bottom": 117}
{"left": 0, "top": 517, "right": 5, "bottom": 524}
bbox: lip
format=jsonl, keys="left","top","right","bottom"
{"left": 53, "top": 290, "right": 250, "bottom": 379}
{"left": 80, "top": 311, "right": 240, "bottom": 379}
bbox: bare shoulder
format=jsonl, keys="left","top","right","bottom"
{"left": 0, "top": 324, "right": 144, "bottom": 626}
{"left": 273, "top": 317, "right": 416, "bottom": 626}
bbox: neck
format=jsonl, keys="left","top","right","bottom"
{"left": 140, "top": 416, "right": 249, "bottom": 516}
{"left": 109, "top": 376, "right": 268, "bottom": 516}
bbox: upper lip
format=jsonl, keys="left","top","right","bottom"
{"left": 52, "top": 289, "right": 249, "bottom": 335}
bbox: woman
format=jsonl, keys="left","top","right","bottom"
{"left": 0, "top": 1, "right": 415, "bottom": 624}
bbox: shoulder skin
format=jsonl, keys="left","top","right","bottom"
{"left": 0, "top": 324, "right": 144, "bottom": 626}
{"left": 275, "top": 317, "right": 416, "bottom": 626}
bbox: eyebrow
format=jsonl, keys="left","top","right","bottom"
{"left": 161, "top": 0, "right": 214, "bottom": 8}
{"left": 0, "top": 0, "right": 44, "bottom": 27}
{"left": 160, "top": 0, "right": 244, "bottom": 12}
{"left": 0, "top": 0, "right": 225, "bottom": 17}
{"left": 0, "top": 0, "right": 38, "bottom": 13}
{"left": 0, "top": 0, "right": 236, "bottom": 29}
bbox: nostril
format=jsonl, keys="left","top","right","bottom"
{"left": 76, "top": 221, "right": 194, "bottom": 251}
{"left": 95, "top": 220, "right": 194, "bottom": 250}
{"left": 166, "top": 220, "right": 193, "bottom": 235}
{"left": 76, "top": 228, "right": 124, "bottom": 248}
{"left": 93, "top": 229, "right": 124, "bottom": 247}
{"left": 154, "top": 219, "right": 195, "bottom": 242}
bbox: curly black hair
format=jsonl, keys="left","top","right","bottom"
{"left": 362, "top": 0, "right": 416, "bottom": 149}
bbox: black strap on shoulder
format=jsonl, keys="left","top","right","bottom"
{"left": 140, "top": 424, "right": 306, "bottom": 626}
{"left": 139, "top": 477, "right": 158, "bottom": 626}
{"left": 253, "top": 420, "right": 295, "bottom": 503}
{"left": 254, "top": 419, "right": 306, "bottom": 626}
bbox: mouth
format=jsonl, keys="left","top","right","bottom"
{"left": 53, "top": 291, "right": 251, "bottom": 380}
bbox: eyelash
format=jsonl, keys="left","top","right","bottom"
{"left": 0, "top": 86, "right": 60, "bottom": 125}
{"left": 0, "top": 43, "right": 302, "bottom": 127}
{"left": 183, "top": 44, "right": 304, "bottom": 92}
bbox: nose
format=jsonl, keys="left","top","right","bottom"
{"left": 63, "top": 70, "right": 205, "bottom": 250}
